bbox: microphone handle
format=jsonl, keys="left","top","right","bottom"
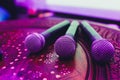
{"left": 81, "top": 21, "right": 102, "bottom": 41}
{"left": 66, "top": 20, "right": 79, "bottom": 37}
{"left": 41, "top": 20, "right": 70, "bottom": 45}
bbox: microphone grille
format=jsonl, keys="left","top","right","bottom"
{"left": 91, "top": 39, "right": 114, "bottom": 62}
{"left": 25, "top": 33, "right": 45, "bottom": 53}
{"left": 54, "top": 35, "right": 76, "bottom": 58}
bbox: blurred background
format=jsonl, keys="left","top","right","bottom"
{"left": 0, "top": 0, "right": 120, "bottom": 28}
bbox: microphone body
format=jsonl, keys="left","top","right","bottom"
{"left": 25, "top": 20, "right": 70, "bottom": 53}
{"left": 54, "top": 20, "right": 79, "bottom": 59}
{"left": 81, "top": 21, "right": 115, "bottom": 62}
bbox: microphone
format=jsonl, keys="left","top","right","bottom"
{"left": 54, "top": 20, "right": 79, "bottom": 59}
{"left": 80, "top": 21, "right": 115, "bottom": 62}
{"left": 25, "top": 20, "right": 70, "bottom": 53}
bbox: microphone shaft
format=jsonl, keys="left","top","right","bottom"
{"left": 66, "top": 20, "right": 79, "bottom": 37}
{"left": 41, "top": 20, "right": 70, "bottom": 36}
{"left": 81, "top": 21, "right": 102, "bottom": 41}
{"left": 41, "top": 20, "right": 70, "bottom": 45}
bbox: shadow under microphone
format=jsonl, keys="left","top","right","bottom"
{"left": 80, "top": 21, "right": 115, "bottom": 63}
{"left": 25, "top": 20, "right": 70, "bottom": 53}
{"left": 54, "top": 20, "right": 79, "bottom": 59}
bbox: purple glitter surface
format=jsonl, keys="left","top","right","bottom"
{"left": 0, "top": 18, "right": 120, "bottom": 80}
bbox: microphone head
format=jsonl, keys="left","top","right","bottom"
{"left": 91, "top": 39, "right": 114, "bottom": 63}
{"left": 54, "top": 35, "right": 76, "bottom": 59}
{"left": 25, "top": 33, "right": 45, "bottom": 53}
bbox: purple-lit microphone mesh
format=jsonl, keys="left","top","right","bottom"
{"left": 91, "top": 39, "right": 114, "bottom": 62}
{"left": 54, "top": 35, "right": 76, "bottom": 58}
{"left": 25, "top": 33, "right": 45, "bottom": 53}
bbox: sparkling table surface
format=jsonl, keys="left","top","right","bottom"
{"left": 0, "top": 17, "right": 120, "bottom": 80}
